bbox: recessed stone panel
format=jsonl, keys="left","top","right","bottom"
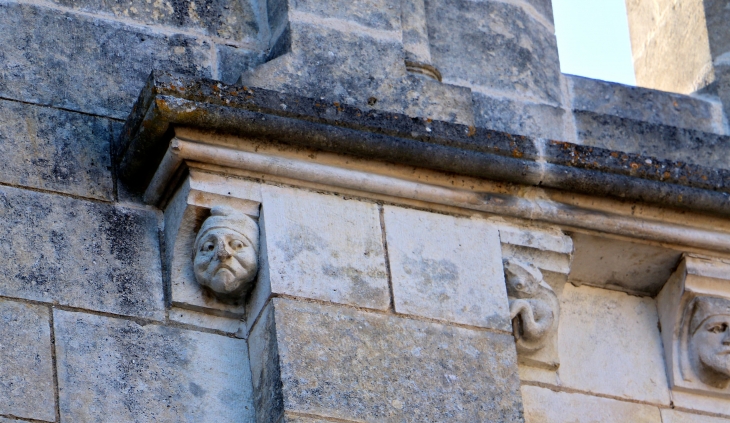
{"left": 0, "top": 99, "right": 113, "bottom": 200}
{"left": 260, "top": 186, "right": 390, "bottom": 310}
{"left": 0, "top": 300, "right": 55, "bottom": 422}
{"left": 265, "top": 298, "right": 524, "bottom": 422}
{"left": 384, "top": 206, "right": 510, "bottom": 330}
{"left": 55, "top": 309, "right": 255, "bottom": 422}
{"left": 0, "top": 185, "right": 164, "bottom": 319}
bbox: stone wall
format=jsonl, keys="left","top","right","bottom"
{"left": 2, "top": 0, "right": 730, "bottom": 422}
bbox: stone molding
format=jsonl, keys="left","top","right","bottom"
{"left": 658, "top": 255, "right": 730, "bottom": 397}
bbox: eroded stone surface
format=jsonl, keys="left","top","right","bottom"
{"left": 290, "top": 0, "right": 401, "bottom": 31}
{"left": 55, "top": 309, "right": 254, "bottom": 422}
{"left": 427, "top": 0, "right": 561, "bottom": 104}
{"left": 0, "top": 300, "right": 55, "bottom": 422}
{"left": 263, "top": 298, "right": 524, "bottom": 422}
{"left": 558, "top": 285, "right": 671, "bottom": 405}
{"left": 260, "top": 186, "right": 389, "bottom": 310}
{"left": 217, "top": 45, "right": 264, "bottom": 85}
{"left": 50, "top": 0, "right": 260, "bottom": 42}
{"left": 0, "top": 2, "right": 212, "bottom": 119}
{"left": 0, "top": 185, "right": 164, "bottom": 319}
{"left": 384, "top": 206, "right": 510, "bottom": 330}
{"left": 0, "top": 99, "right": 114, "bottom": 200}
{"left": 473, "top": 92, "right": 566, "bottom": 139}
{"left": 521, "top": 385, "right": 662, "bottom": 423}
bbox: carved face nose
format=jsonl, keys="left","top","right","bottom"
{"left": 216, "top": 239, "right": 231, "bottom": 260}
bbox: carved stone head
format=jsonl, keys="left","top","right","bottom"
{"left": 193, "top": 206, "right": 259, "bottom": 300}
{"left": 687, "top": 296, "right": 730, "bottom": 388}
{"left": 504, "top": 258, "right": 543, "bottom": 298}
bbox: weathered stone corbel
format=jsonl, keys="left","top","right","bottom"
{"left": 504, "top": 258, "right": 561, "bottom": 370}
{"left": 658, "top": 254, "right": 730, "bottom": 396}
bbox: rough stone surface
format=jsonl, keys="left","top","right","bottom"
{"left": 169, "top": 307, "right": 245, "bottom": 334}
{"left": 0, "top": 418, "right": 26, "bottom": 423}
{"left": 473, "top": 92, "right": 566, "bottom": 139}
{"left": 0, "top": 99, "right": 114, "bottom": 200}
{"left": 558, "top": 284, "right": 671, "bottom": 405}
{"left": 704, "top": 0, "right": 730, "bottom": 59}
{"left": 427, "top": 0, "right": 561, "bottom": 104}
{"left": 524, "top": 0, "right": 554, "bottom": 23}
{"left": 569, "top": 75, "right": 724, "bottom": 134}
{"left": 0, "top": 300, "right": 55, "bottom": 422}
{"left": 50, "top": 0, "right": 260, "bottom": 42}
{"left": 260, "top": 186, "right": 390, "bottom": 310}
{"left": 264, "top": 298, "right": 524, "bottom": 422}
{"left": 218, "top": 44, "right": 264, "bottom": 85}
{"left": 54, "top": 309, "right": 255, "bottom": 423}
{"left": 574, "top": 110, "right": 730, "bottom": 170}
{"left": 0, "top": 2, "right": 212, "bottom": 119}
{"left": 289, "top": 0, "right": 401, "bottom": 31}
{"left": 521, "top": 385, "right": 662, "bottom": 423}
{"left": 384, "top": 206, "right": 510, "bottom": 330}
{"left": 0, "top": 185, "right": 164, "bottom": 319}
{"left": 662, "top": 409, "right": 730, "bottom": 423}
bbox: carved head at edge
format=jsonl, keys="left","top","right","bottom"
{"left": 193, "top": 206, "right": 259, "bottom": 301}
{"left": 687, "top": 296, "right": 730, "bottom": 389}
{"left": 503, "top": 258, "right": 542, "bottom": 298}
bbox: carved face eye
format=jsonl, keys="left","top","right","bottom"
{"left": 201, "top": 241, "right": 215, "bottom": 252}
{"left": 230, "top": 239, "right": 245, "bottom": 250}
{"left": 709, "top": 323, "right": 729, "bottom": 334}
{"left": 516, "top": 283, "right": 524, "bottom": 291}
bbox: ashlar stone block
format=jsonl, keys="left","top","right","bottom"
{"left": 0, "top": 300, "right": 55, "bottom": 422}
{"left": 0, "top": 185, "right": 164, "bottom": 319}
{"left": 250, "top": 298, "right": 524, "bottom": 423}
{"left": 54, "top": 309, "right": 255, "bottom": 423}
{"left": 384, "top": 206, "right": 510, "bottom": 330}
{"left": 259, "top": 186, "right": 389, "bottom": 310}
{"left": 521, "top": 385, "right": 662, "bottom": 423}
{"left": 557, "top": 284, "right": 671, "bottom": 405}
{"left": 661, "top": 409, "right": 730, "bottom": 423}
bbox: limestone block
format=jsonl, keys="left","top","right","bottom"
{"left": 426, "top": 0, "right": 561, "bottom": 104}
{"left": 521, "top": 385, "right": 662, "bottom": 423}
{"left": 472, "top": 92, "right": 566, "bottom": 139}
{"left": 50, "top": 0, "right": 260, "bottom": 43}
{"left": 0, "top": 185, "right": 164, "bottom": 319}
{"left": 0, "top": 300, "right": 55, "bottom": 422}
{"left": 671, "top": 390, "right": 730, "bottom": 418}
{"left": 384, "top": 206, "right": 509, "bottom": 330}
{"left": 557, "top": 284, "right": 671, "bottom": 405}
{"left": 704, "top": 0, "right": 730, "bottom": 59}
{"left": 569, "top": 75, "right": 723, "bottom": 134}
{"left": 54, "top": 309, "right": 255, "bottom": 422}
{"left": 169, "top": 307, "right": 245, "bottom": 335}
{"left": 662, "top": 409, "right": 730, "bottom": 423}
{"left": 251, "top": 298, "right": 524, "bottom": 423}
{"left": 287, "top": 0, "right": 401, "bottom": 31}
{"left": 259, "top": 186, "right": 389, "bottom": 310}
{"left": 524, "top": 0, "right": 554, "bottom": 23}
{"left": 0, "top": 2, "right": 212, "bottom": 119}
{"left": 573, "top": 110, "right": 730, "bottom": 170}
{"left": 218, "top": 45, "right": 265, "bottom": 85}
{"left": 0, "top": 418, "right": 26, "bottom": 423}
{"left": 0, "top": 99, "right": 113, "bottom": 200}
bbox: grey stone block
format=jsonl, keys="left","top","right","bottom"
{"left": 574, "top": 110, "right": 730, "bottom": 170}
{"left": 524, "top": 0, "right": 554, "bottom": 23}
{"left": 0, "top": 418, "right": 26, "bottom": 423}
{"left": 217, "top": 44, "right": 265, "bottom": 85}
{"left": 0, "top": 99, "right": 113, "bottom": 200}
{"left": 0, "top": 300, "right": 55, "bottom": 422}
{"left": 54, "top": 309, "right": 255, "bottom": 423}
{"left": 0, "top": 2, "right": 212, "bottom": 119}
{"left": 427, "top": 0, "right": 561, "bottom": 104}
{"left": 569, "top": 75, "right": 722, "bottom": 134}
{"left": 289, "top": 0, "right": 401, "bottom": 31}
{"left": 50, "top": 0, "right": 260, "bottom": 42}
{"left": 253, "top": 298, "right": 524, "bottom": 422}
{"left": 0, "top": 185, "right": 164, "bottom": 319}
{"left": 473, "top": 92, "right": 566, "bottom": 139}
{"left": 703, "top": 0, "right": 730, "bottom": 60}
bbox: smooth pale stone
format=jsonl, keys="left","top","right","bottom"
{"left": 494, "top": 220, "right": 574, "bottom": 254}
{"left": 259, "top": 186, "right": 389, "bottom": 310}
{"left": 521, "top": 385, "right": 662, "bottom": 423}
{"left": 168, "top": 307, "right": 245, "bottom": 335}
{"left": 384, "top": 206, "right": 510, "bottom": 330}
{"left": 662, "top": 409, "right": 730, "bottom": 423}
{"left": 671, "top": 391, "right": 730, "bottom": 418}
{"left": 518, "top": 364, "right": 559, "bottom": 386}
{"left": 255, "top": 298, "right": 524, "bottom": 423}
{"left": 0, "top": 300, "right": 55, "bottom": 422}
{"left": 0, "top": 185, "right": 164, "bottom": 320}
{"left": 54, "top": 309, "right": 255, "bottom": 423}
{"left": 557, "top": 284, "right": 671, "bottom": 405}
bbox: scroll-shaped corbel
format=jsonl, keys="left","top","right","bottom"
{"left": 504, "top": 258, "right": 560, "bottom": 369}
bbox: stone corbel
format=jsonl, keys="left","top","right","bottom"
{"left": 658, "top": 254, "right": 730, "bottom": 397}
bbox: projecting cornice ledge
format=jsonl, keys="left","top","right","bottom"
{"left": 118, "top": 71, "right": 730, "bottom": 218}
